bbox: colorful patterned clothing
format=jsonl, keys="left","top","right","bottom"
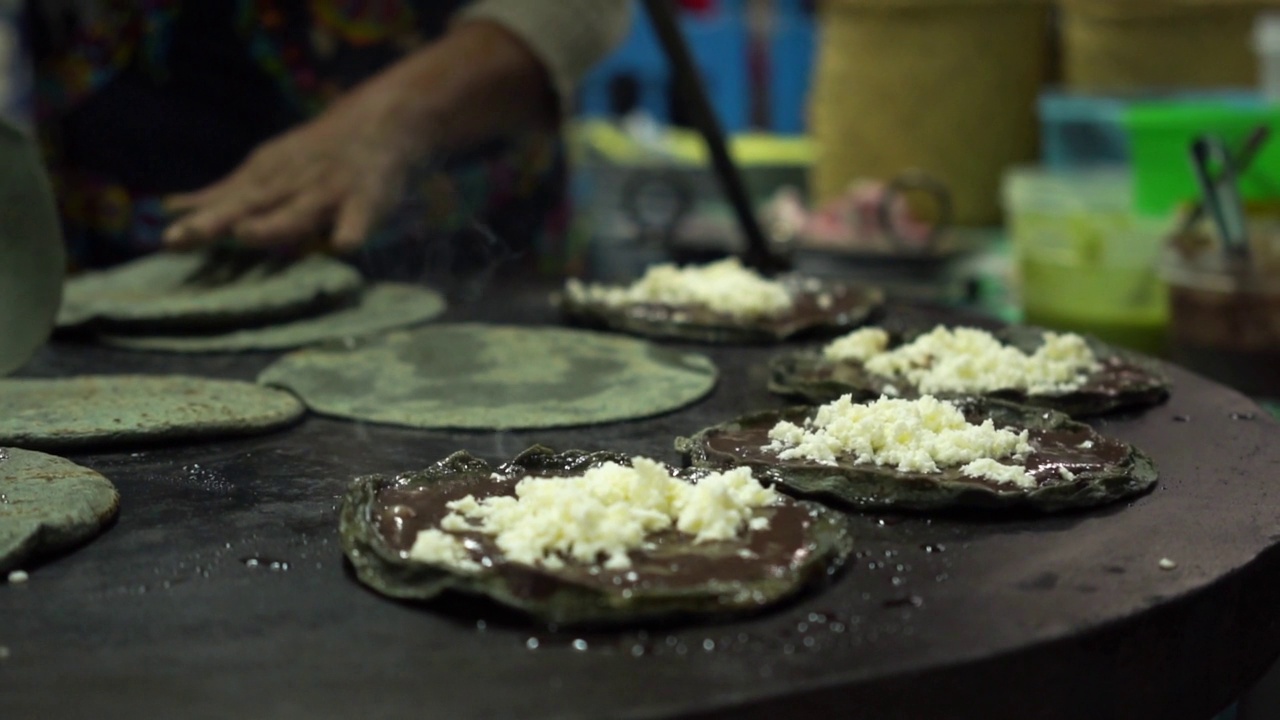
{"left": 23, "top": 0, "right": 568, "bottom": 272}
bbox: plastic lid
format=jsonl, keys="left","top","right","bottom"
{"left": 1001, "top": 165, "right": 1135, "bottom": 212}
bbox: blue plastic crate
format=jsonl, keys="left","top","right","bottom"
{"left": 767, "top": 0, "right": 815, "bottom": 134}
{"left": 578, "top": 9, "right": 671, "bottom": 122}
{"left": 680, "top": 0, "right": 751, "bottom": 132}
{"left": 576, "top": 1, "right": 751, "bottom": 131}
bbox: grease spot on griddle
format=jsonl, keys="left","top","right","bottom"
{"left": 1019, "top": 572, "right": 1059, "bottom": 591}
{"left": 1104, "top": 565, "right": 1126, "bottom": 574}
{"left": 1173, "top": 415, "right": 1191, "bottom": 423}
{"left": 1230, "top": 412, "right": 1257, "bottom": 421}
{"left": 241, "top": 556, "right": 291, "bottom": 571}
{"left": 882, "top": 595, "right": 924, "bottom": 609}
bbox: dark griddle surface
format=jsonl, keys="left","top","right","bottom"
{"left": 4, "top": 280, "right": 1280, "bottom": 720}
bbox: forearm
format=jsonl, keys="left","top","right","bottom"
{"left": 358, "top": 19, "right": 559, "bottom": 161}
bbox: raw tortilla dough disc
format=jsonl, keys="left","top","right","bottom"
{"left": 0, "top": 447, "right": 120, "bottom": 574}
{"left": 57, "top": 249, "right": 363, "bottom": 331}
{"left": 258, "top": 324, "right": 719, "bottom": 430}
{"left": 98, "top": 283, "right": 446, "bottom": 353}
{"left": 0, "top": 375, "right": 306, "bottom": 450}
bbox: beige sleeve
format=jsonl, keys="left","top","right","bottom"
{"left": 455, "top": 0, "right": 634, "bottom": 113}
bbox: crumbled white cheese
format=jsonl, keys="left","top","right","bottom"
{"left": 823, "top": 327, "right": 890, "bottom": 363}
{"left": 1080, "top": 440, "right": 1094, "bottom": 449}
{"left": 426, "top": 458, "right": 779, "bottom": 571}
{"left": 565, "top": 258, "right": 793, "bottom": 319}
{"left": 959, "top": 459, "right": 1036, "bottom": 489}
{"left": 6, "top": 570, "right": 28, "bottom": 585}
{"left": 831, "top": 325, "right": 1099, "bottom": 395}
{"left": 1158, "top": 558, "right": 1177, "bottom": 571}
{"left": 1058, "top": 467, "right": 1077, "bottom": 482}
{"left": 409, "top": 529, "right": 482, "bottom": 572}
{"left": 883, "top": 384, "right": 900, "bottom": 397}
{"left": 765, "top": 395, "right": 1032, "bottom": 481}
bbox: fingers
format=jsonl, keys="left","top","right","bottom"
{"left": 163, "top": 183, "right": 227, "bottom": 214}
{"left": 161, "top": 127, "right": 403, "bottom": 253}
{"left": 331, "top": 186, "right": 383, "bottom": 252}
{"left": 163, "top": 187, "right": 291, "bottom": 248}
{"left": 162, "top": 144, "right": 297, "bottom": 246}
{"left": 233, "top": 190, "right": 339, "bottom": 247}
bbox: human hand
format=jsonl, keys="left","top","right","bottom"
{"left": 162, "top": 75, "right": 433, "bottom": 253}
{"left": 162, "top": 19, "right": 557, "bottom": 253}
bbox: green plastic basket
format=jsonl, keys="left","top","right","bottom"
{"left": 1124, "top": 102, "right": 1280, "bottom": 215}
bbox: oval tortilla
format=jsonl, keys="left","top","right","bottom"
{"left": 259, "top": 324, "right": 719, "bottom": 430}
{"left": 557, "top": 278, "right": 884, "bottom": 344}
{"left": 767, "top": 324, "right": 1170, "bottom": 418}
{"left": 677, "top": 399, "right": 1158, "bottom": 514}
{"left": 57, "top": 250, "right": 363, "bottom": 331}
{"left": 1, "top": 447, "right": 120, "bottom": 573}
{"left": 340, "top": 446, "right": 853, "bottom": 627}
{"left": 97, "top": 284, "right": 446, "bottom": 353}
{"left": 0, "top": 375, "right": 306, "bottom": 450}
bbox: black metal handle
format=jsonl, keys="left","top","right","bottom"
{"left": 641, "top": 0, "right": 789, "bottom": 275}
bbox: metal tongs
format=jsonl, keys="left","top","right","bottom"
{"left": 1187, "top": 128, "right": 1270, "bottom": 263}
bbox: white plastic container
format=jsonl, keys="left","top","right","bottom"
{"left": 1254, "top": 12, "right": 1280, "bottom": 103}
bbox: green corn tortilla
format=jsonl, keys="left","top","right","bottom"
{"left": 259, "top": 324, "right": 718, "bottom": 430}
{"left": 1, "top": 447, "right": 120, "bottom": 574}
{"left": 98, "top": 283, "right": 446, "bottom": 353}
{"left": 340, "top": 446, "right": 854, "bottom": 627}
{"left": 677, "top": 398, "right": 1159, "bottom": 514}
{"left": 57, "top": 249, "right": 363, "bottom": 332}
{"left": 769, "top": 324, "right": 1170, "bottom": 418}
{"left": 0, "top": 375, "right": 306, "bottom": 450}
{"left": 556, "top": 277, "right": 884, "bottom": 344}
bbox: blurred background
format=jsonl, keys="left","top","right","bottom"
{"left": 4, "top": 4, "right": 1280, "bottom": 715}
{"left": 244, "top": 0, "right": 1280, "bottom": 415}
{"left": 10, "top": 0, "right": 1280, "bottom": 404}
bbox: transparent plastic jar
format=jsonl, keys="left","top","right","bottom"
{"left": 1002, "top": 166, "right": 1171, "bottom": 354}
{"left": 1164, "top": 237, "right": 1280, "bottom": 396}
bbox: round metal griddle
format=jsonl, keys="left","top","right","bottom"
{"left": 3, "top": 279, "right": 1280, "bottom": 720}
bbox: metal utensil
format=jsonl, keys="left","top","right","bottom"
{"left": 1190, "top": 135, "right": 1251, "bottom": 261}
{"left": 1178, "top": 125, "right": 1270, "bottom": 235}
{"left": 877, "top": 170, "right": 953, "bottom": 253}
{"left": 641, "top": 0, "right": 789, "bottom": 275}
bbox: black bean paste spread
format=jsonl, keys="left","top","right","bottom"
{"left": 700, "top": 421, "right": 1131, "bottom": 495}
{"left": 373, "top": 470, "right": 826, "bottom": 600}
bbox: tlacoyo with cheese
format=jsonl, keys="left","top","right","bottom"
{"left": 340, "top": 446, "right": 853, "bottom": 627}
{"left": 678, "top": 395, "right": 1158, "bottom": 514}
